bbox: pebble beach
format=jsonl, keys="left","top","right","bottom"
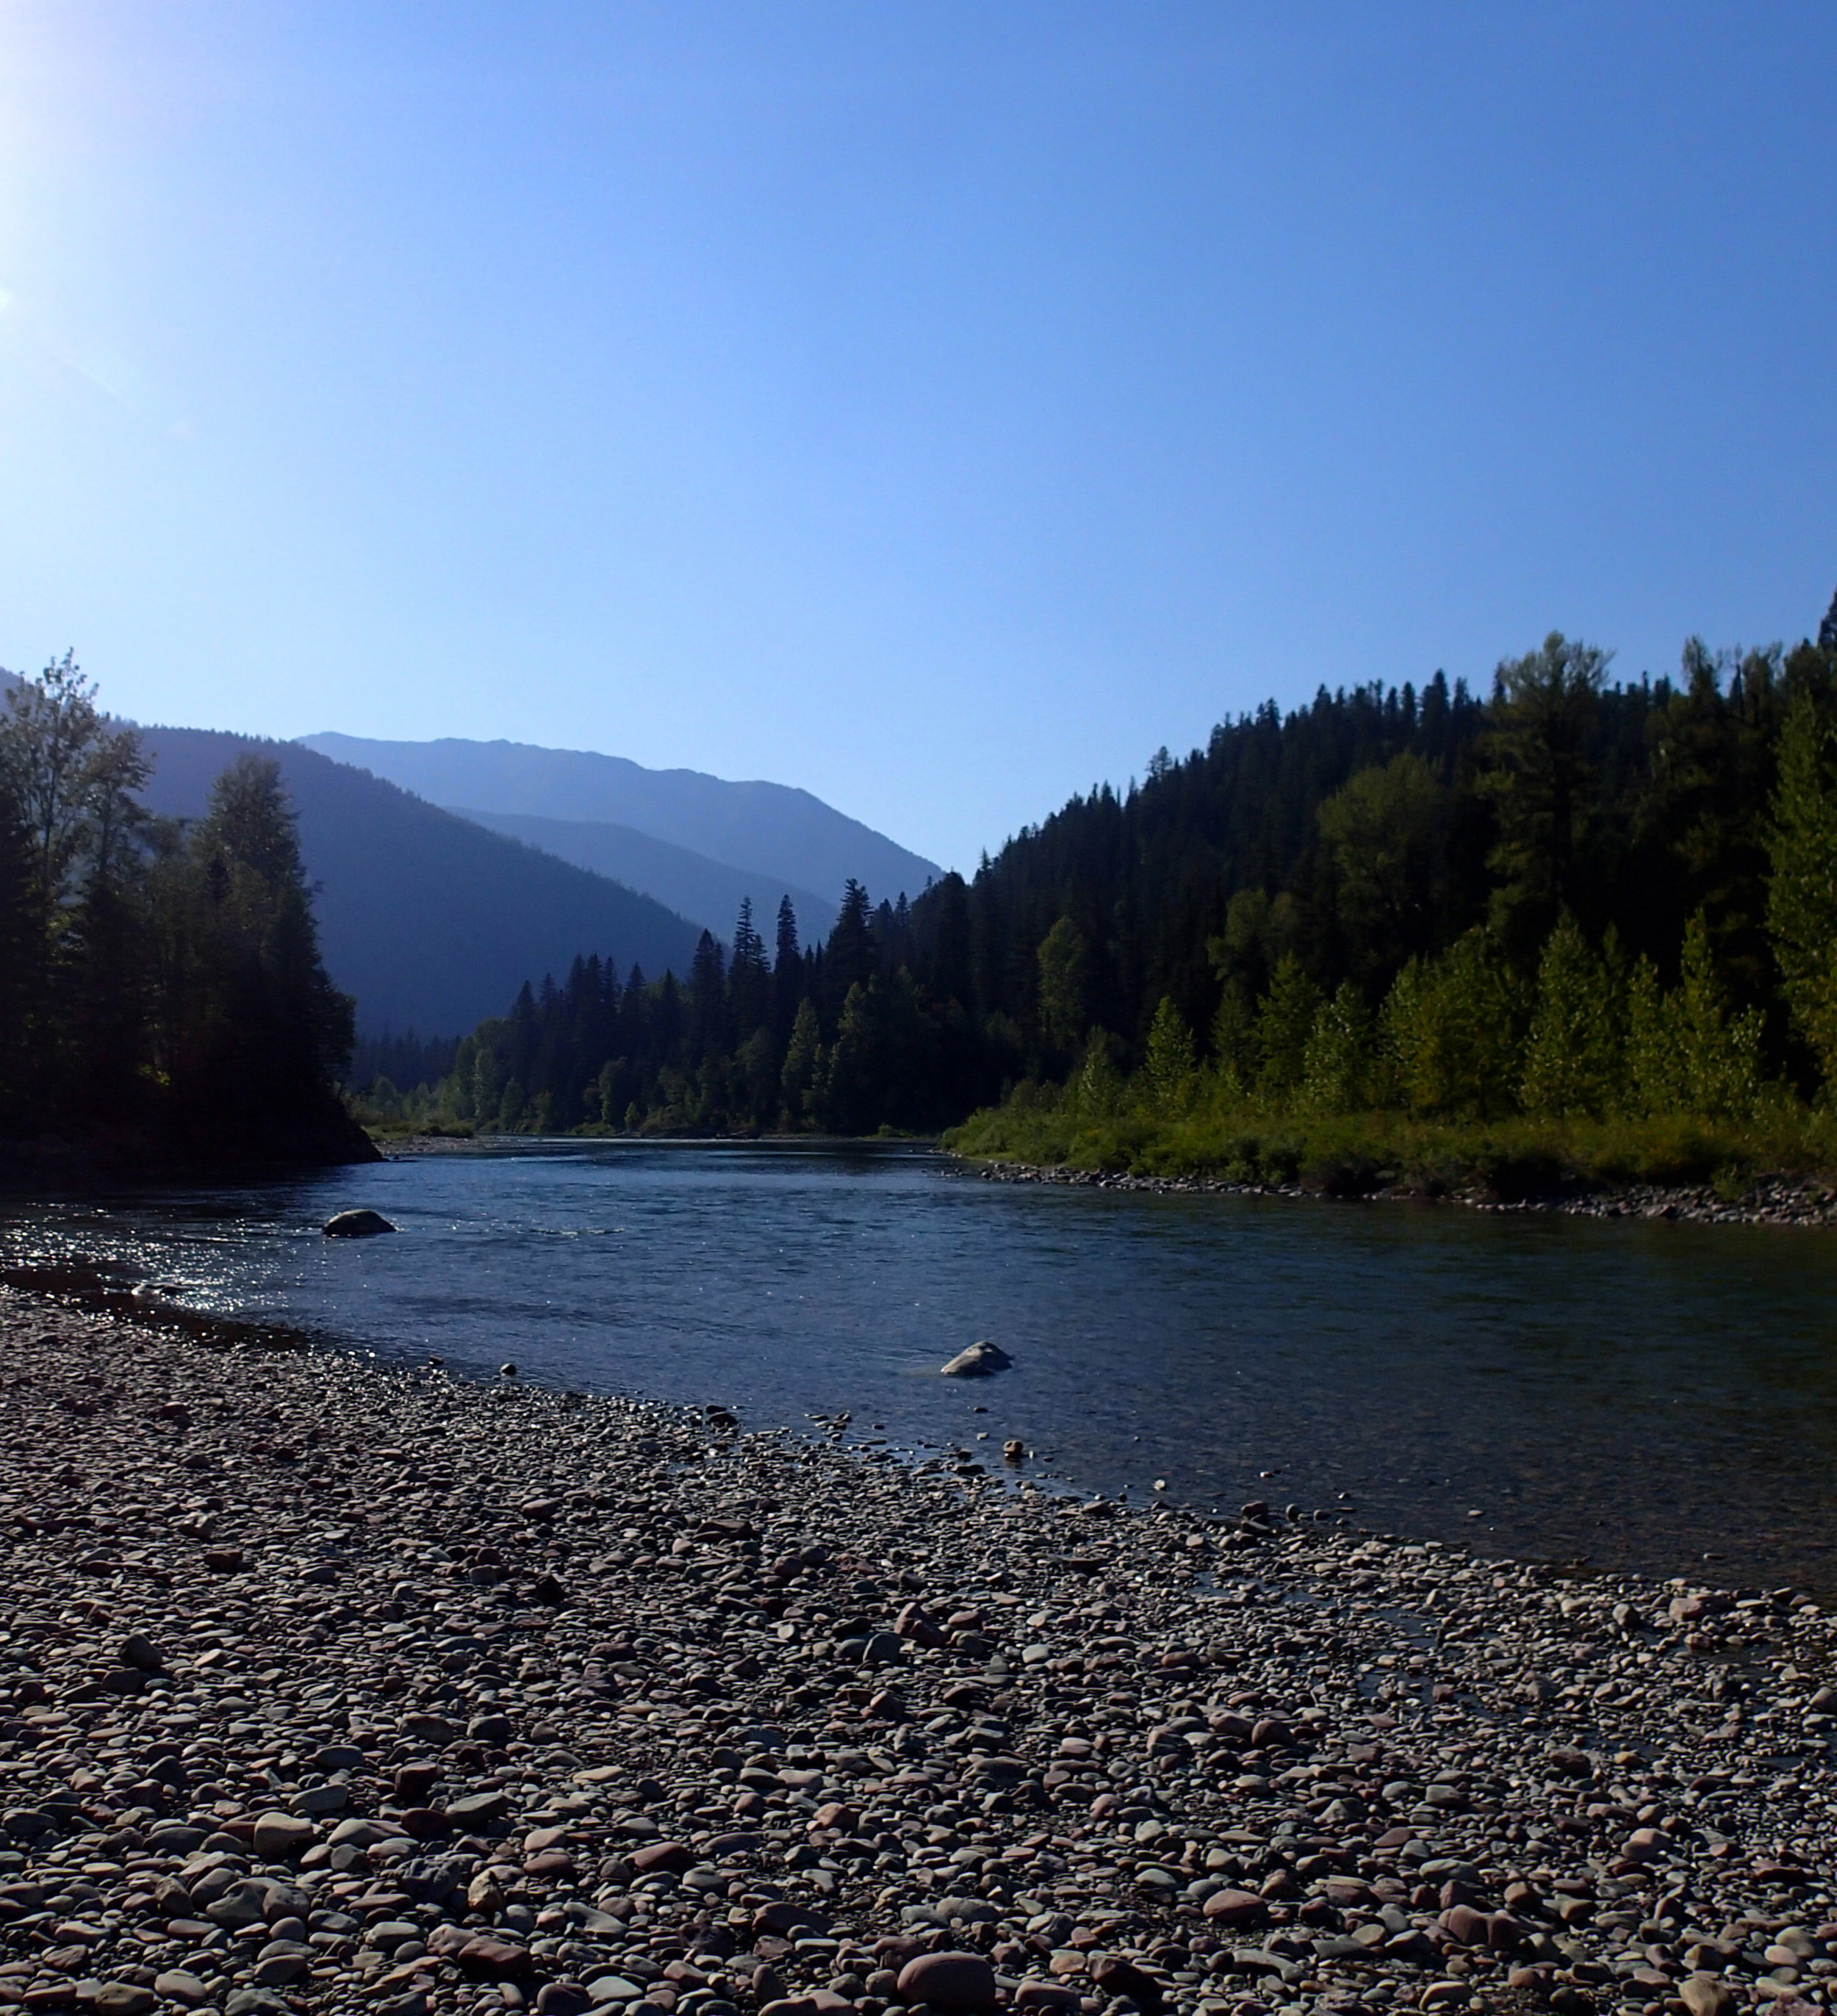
{"left": 0, "top": 1284, "right": 1833, "bottom": 2016}
{"left": 968, "top": 1164, "right": 1837, "bottom": 1230}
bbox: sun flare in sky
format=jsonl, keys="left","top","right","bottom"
{"left": 1, "top": 4, "right": 1834, "bottom": 872}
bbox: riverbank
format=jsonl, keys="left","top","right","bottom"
{"left": 943, "top": 1101, "right": 1837, "bottom": 1230}
{"left": 961, "top": 1160, "right": 1837, "bottom": 1230}
{"left": 1, "top": 1289, "right": 1833, "bottom": 2016}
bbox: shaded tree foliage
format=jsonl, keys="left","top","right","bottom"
{"left": 414, "top": 594, "right": 1837, "bottom": 1138}
{"left": 0, "top": 660, "right": 367, "bottom": 1165}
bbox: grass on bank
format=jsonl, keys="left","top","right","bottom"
{"left": 944, "top": 1081, "right": 1837, "bottom": 1201}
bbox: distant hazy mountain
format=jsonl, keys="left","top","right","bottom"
{"left": 452, "top": 806, "right": 838, "bottom": 942}
{"left": 298, "top": 732, "right": 941, "bottom": 909}
{"left": 134, "top": 727, "right": 704, "bottom": 1036}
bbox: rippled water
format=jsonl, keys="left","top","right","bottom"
{"left": 7, "top": 1138, "right": 1837, "bottom": 1593}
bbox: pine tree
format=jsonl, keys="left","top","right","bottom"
{"left": 177, "top": 755, "right": 356, "bottom": 1142}
{"left": 772, "top": 896, "right": 804, "bottom": 1045}
{"left": 826, "top": 879, "right": 876, "bottom": 1006}
{"left": 686, "top": 931, "right": 727, "bottom": 1065}
{"left": 780, "top": 996, "right": 824, "bottom": 1126}
{"left": 1034, "top": 917, "right": 1090, "bottom": 1056}
{"left": 819, "top": 980, "right": 887, "bottom": 1134}
{"left": 729, "top": 897, "right": 770, "bottom": 1043}
{"left": 1479, "top": 633, "right": 1608, "bottom": 958}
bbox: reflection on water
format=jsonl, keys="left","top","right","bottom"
{"left": 6, "top": 1138, "right": 1837, "bottom": 1592}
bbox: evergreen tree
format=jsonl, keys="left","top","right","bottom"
{"left": 927, "top": 871, "right": 972, "bottom": 1009}
{"left": 772, "top": 896, "right": 804, "bottom": 1045}
{"left": 1767, "top": 691, "right": 1837, "bottom": 1087}
{"left": 1034, "top": 917, "right": 1091, "bottom": 1056}
{"left": 825, "top": 879, "right": 876, "bottom": 1007}
{"left": 780, "top": 996, "right": 824, "bottom": 1125}
{"left": 1317, "top": 751, "right": 1445, "bottom": 986}
{"left": 175, "top": 755, "right": 357, "bottom": 1144}
{"left": 0, "top": 761, "right": 30, "bottom": 1131}
{"left": 686, "top": 929, "right": 727, "bottom": 1066}
{"left": 729, "top": 896, "right": 769, "bottom": 1042}
{"left": 1478, "top": 633, "right": 1609, "bottom": 959}
{"left": 819, "top": 981, "right": 886, "bottom": 1134}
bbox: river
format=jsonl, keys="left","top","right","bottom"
{"left": 7, "top": 1137, "right": 1837, "bottom": 1593}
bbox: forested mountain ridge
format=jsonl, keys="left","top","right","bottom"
{"left": 450, "top": 804, "right": 838, "bottom": 943}
{"left": 299, "top": 731, "right": 941, "bottom": 914}
{"left": 382, "top": 594, "right": 1837, "bottom": 1175}
{"left": 133, "top": 729, "right": 705, "bottom": 1036}
{"left": 0, "top": 669, "right": 715, "bottom": 1037}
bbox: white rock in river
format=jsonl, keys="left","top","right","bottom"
{"left": 941, "top": 1339, "right": 1012, "bottom": 1377}
{"left": 323, "top": 1209, "right": 397, "bottom": 1237}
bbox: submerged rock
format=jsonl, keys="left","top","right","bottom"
{"left": 941, "top": 1338, "right": 1012, "bottom": 1377}
{"left": 323, "top": 1207, "right": 397, "bottom": 1236}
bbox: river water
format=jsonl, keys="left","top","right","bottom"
{"left": 6, "top": 1139, "right": 1837, "bottom": 1594}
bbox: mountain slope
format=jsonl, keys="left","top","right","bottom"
{"left": 298, "top": 732, "right": 941, "bottom": 907}
{"left": 134, "top": 728, "right": 704, "bottom": 1035}
{"left": 450, "top": 807, "right": 838, "bottom": 942}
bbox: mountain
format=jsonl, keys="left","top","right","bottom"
{"left": 133, "top": 728, "right": 705, "bottom": 1036}
{"left": 450, "top": 806, "right": 838, "bottom": 942}
{"left": 297, "top": 732, "right": 941, "bottom": 909}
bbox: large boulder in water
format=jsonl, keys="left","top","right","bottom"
{"left": 941, "top": 1339, "right": 1011, "bottom": 1378}
{"left": 323, "top": 1209, "right": 396, "bottom": 1238}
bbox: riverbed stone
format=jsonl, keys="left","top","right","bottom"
{"left": 1, "top": 1278, "right": 1834, "bottom": 2016}
{"left": 896, "top": 1952, "right": 999, "bottom": 2009}
{"left": 323, "top": 1208, "right": 396, "bottom": 1236}
{"left": 940, "top": 1340, "right": 1012, "bottom": 1377}
{"left": 251, "top": 1810, "right": 316, "bottom": 1860}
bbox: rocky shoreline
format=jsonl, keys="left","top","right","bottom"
{"left": 964, "top": 1163, "right": 1837, "bottom": 1231}
{"left": 0, "top": 1288, "right": 1833, "bottom": 2016}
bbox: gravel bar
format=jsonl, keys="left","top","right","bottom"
{"left": 966, "top": 1164, "right": 1837, "bottom": 1230}
{"left": 0, "top": 1284, "right": 1833, "bottom": 2016}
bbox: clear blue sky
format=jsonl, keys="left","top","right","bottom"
{"left": 2, "top": 4, "right": 1833, "bottom": 876}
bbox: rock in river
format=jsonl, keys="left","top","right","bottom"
{"left": 940, "top": 1339, "right": 1011, "bottom": 1377}
{"left": 323, "top": 1207, "right": 396, "bottom": 1236}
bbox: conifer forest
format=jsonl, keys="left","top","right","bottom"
{"left": 370, "top": 593, "right": 1837, "bottom": 1187}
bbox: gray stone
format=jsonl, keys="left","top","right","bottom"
{"left": 251, "top": 1810, "right": 316, "bottom": 1860}
{"left": 941, "top": 1340, "right": 1013, "bottom": 1378}
{"left": 323, "top": 1208, "right": 396, "bottom": 1236}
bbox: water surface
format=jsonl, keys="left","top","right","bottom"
{"left": 7, "top": 1139, "right": 1837, "bottom": 1593}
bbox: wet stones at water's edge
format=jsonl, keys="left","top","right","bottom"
{"left": 968, "top": 1164, "right": 1837, "bottom": 1230}
{"left": 0, "top": 1289, "right": 1832, "bottom": 2016}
